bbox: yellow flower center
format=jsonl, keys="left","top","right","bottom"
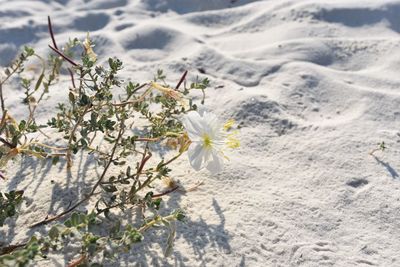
{"left": 202, "top": 134, "right": 212, "bottom": 149}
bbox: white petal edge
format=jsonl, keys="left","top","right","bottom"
{"left": 182, "top": 111, "right": 203, "bottom": 141}
{"left": 188, "top": 142, "right": 205, "bottom": 171}
{"left": 206, "top": 149, "right": 224, "bottom": 174}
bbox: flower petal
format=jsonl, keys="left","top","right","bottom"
{"left": 188, "top": 142, "right": 205, "bottom": 171}
{"left": 197, "top": 105, "right": 207, "bottom": 116}
{"left": 206, "top": 149, "right": 224, "bottom": 174}
{"left": 182, "top": 111, "right": 204, "bottom": 141}
{"left": 202, "top": 111, "right": 223, "bottom": 140}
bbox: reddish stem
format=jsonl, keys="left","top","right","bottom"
{"left": 49, "top": 45, "right": 79, "bottom": 67}
{"left": 47, "top": 16, "right": 58, "bottom": 50}
{"left": 175, "top": 70, "right": 187, "bottom": 90}
{"left": 68, "top": 68, "right": 76, "bottom": 88}
{"left": 152, "top": 185, "right": 179, "bottom": 198}
{"left": 67, "top": 254, "right": 87, "bottom": 267}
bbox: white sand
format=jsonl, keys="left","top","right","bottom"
{"left": 2, "top": 0, "right": 400, "bottom": 266}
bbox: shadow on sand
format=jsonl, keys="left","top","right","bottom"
{"left": 372, "top": 155, "right": 399, "bottom": 179}
{"left": 0, "top": 152, "right": 232, "bottom": 266}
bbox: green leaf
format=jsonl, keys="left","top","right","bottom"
{"left": 68, "top": 92, "right": 75, "bottom": 103}
{"left": 34, "top": 73, "right": 44, "bottom": 91}
{"left": 79, "top": 94, "right": 91, "bottom": 106}
{"left": 102, "top": 185, "right": 117, "bottom": 193}
{"left": 0, "top": 190, "right": 24, "bottom": 227}
{"left": 52, "top": 156, "right": 60, "bottom": 166}
{"left": 49, "top": 226, "right": 60, "bottom": 240}
{"left": 24, "top": 46, "right": 35, "bottom": 57}
{"left": 19, "top": 120, "right": 26, "bottom": 131}
{"left": 64, "top": 219, "right": 72, "bottom": 227}
{"left": 70, "top": 212, "right": 80, "bottom": 226}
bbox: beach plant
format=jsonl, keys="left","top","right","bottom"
{"left": 369, "top": 141, "right": 386, "bottom": 155}
{"left": 0, "top": 17, "right": 238, "bottom": 266}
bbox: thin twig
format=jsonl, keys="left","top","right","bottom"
{"left": 178, "top": 180, "right": 204, "bottom": 193}
{"left": 136, "top": 146, "right": 152, "bottom": 181}
{"left": 151, "top": 186, "right": 179, "bottom": 199}
{"left": 89, "top": 126, "right": 125, "bottom": 196}
{"left": 0, "top": 83, "right": 5, "bottom": 114}
{"left": 0, "top": 243, "right": 26, "bottom": 255}
{"left": 30, "top": 125, "right": 125, "bottom": 227}
{"left": 0, "top": 136, "right": 15, "bottom": 148}
{"left": 67, "top": 254, "right": 87, "bottom": 267}
{"left": 66, "top": 105, "right": 90, "bottom": 168}
{"left": 47, "top": 16, "right": 58, "bottom": 50}
{"left": 175, "top": 70, "right": 187, "bottom": 90}
{"left": 135, "top": 137, "right": 160, "bottom": 142}
{"left": 47, "top": 17, "right": 79, "bottom": 67}
{"left": 111, "top": 86, "right": 151, "bottom": 107}
{"left": 129, "top": 145, "right": 152, "bottom": 197}
{"left": 0, "top": 109, "right": 8, "bottom": 135}
{"left": 68, "top": 68, "right": 76, "bottom": 89}
{"left": 159, "top": 151, "right": 183, "bottom": 169}
{"left": 49, "top": 45, "right": 79, "bottom": 67}
{"left": 0, "top": 55, "right": 26, "bottom": 116}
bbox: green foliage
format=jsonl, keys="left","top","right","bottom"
{"left": 0, "top": 32, "right": 208, "bottom": 265}
{"left": 379, "top": 141, "right": 386, "bottom": 151}
{"left": 0, "top": 190, "right": 23, "bottom": 226}
{"left": 0, "top": 236, "right": 40, "bottom": 267}
{"left": 370, "top": 141, "right": 387, "bottom": 156}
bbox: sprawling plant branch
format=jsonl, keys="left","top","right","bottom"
{"left": 31, "top": 123, "right": 125, "bottom": 227}
{"left": 0, "top": 17, "right": 210, "bottom": 266}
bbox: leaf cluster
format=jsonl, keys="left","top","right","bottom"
{"left": 0, "top": 32, "right": 208, "bottom": 266}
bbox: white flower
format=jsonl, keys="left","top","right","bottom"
{"left": 181, "top": 108, "right": 239, "bottom": 174}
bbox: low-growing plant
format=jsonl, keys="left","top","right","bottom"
{"left": 369, "top": 141, "right": 386, "bottom": 156}
{"left": 0, "top": 17, "right": 239, "bottom": 266}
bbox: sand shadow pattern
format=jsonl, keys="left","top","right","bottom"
{"left": 0, "top": 151, "right": 96, "bottom": 247}
{"left": 373, "top": 155, "right": 399, "bottom": 179}
{"left": 316, "top": 4, "right": 400, "bottom": 33}
{"left": 110, "top": 195, "right": 232, "bottom": 266}
{"left": 1, "top": 150, "right": 231, "bottom": 266}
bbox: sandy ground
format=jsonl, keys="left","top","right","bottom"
{"left": 2, "top": 0, "right": 400, "bottom": 266}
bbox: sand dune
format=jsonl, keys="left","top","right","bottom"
{"left": 1, "top": 0, "right": 400, "bottom": 266}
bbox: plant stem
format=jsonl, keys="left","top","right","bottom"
{"left": 67, "top": 253, "right": 87, "bottom": 267}
{"left": 47, "top": 16, "right": 58, "bottom": 50}
{"left": 0, "top": 243, "right": 26, "bottom": 256}
{"left": 49, "top": 45, "right": 79, "bottom": 67}
{"left": 66, "top": 105, "right": 90, "bottom": 168}
{"left": 0, "top": 136, "right": 15, "bottom": 148}
{"left": 30, "top": 124, "right": 125, "bottom": 228}
{"left": 151, "top": 186, "right": 179, "bottom": 199}
{"left": 175, "top": 70, "right": 187, "bottom": 90}
{"left": 0, "top": 83, "right": 4, "bottom": 114}
{"left": 138, "top": 213, "right": 176, "bottom": 232}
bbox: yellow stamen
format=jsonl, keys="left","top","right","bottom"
{"left": 223, "top": 119, "right": 236, "bottom": 131}
{"left": 226, "top": 131, "right": 240, "bottom": 149}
